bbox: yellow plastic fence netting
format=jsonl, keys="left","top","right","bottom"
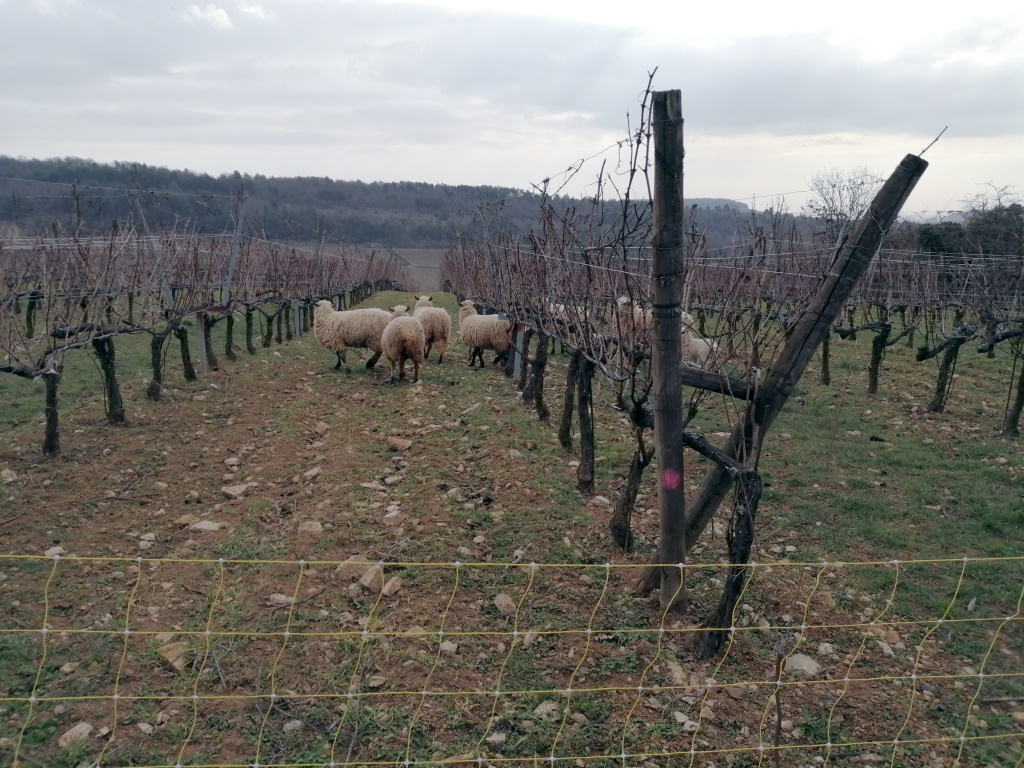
{"left": 1, "top": 554, "right": 1021, "bottom": 768}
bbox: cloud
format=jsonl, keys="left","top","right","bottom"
{"left": 238, "top": 2, "right": 273, "bottom": 21}
{"left": 29, "top": 0, "right": 79, "bottom": 14}
{"left": 0, "top": 0, "right": 1021, "bottom": 210}
{"left": 181, "top": 4, "right": 234, "bottom": 30}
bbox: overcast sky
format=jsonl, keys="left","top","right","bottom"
{"left": 2, "top": 0, "right": 1022, "bottom": 216}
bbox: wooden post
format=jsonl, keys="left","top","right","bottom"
{"left": 650, "top": 89, "right": 687, "bottom": 613}
{"left": 636, "top": 153, "right": 928, "bottom": 598}
{"left": 196, "top": 313, "right": 209, "bottom": 373}
{"left": 512, "top": 326, "right": 526, "bottom": 382}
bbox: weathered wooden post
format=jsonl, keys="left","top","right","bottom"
{"left": 196, "top": 313, "right": 209, "bottom": 373}
{"left": 636, "top": 153, "right": 929, "bottom": 604}
{"left": 650, "top": 89, "right": 687, "bottom": 613}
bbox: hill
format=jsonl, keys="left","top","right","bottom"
{"left": 0, "top": 156, "right": 793, "bottom": 249}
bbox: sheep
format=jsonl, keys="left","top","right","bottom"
{"left": 312, "top": 300, "right": 391, "bottom": 372}
{"left": 412, "top": 295, "right": 452, "bottom": 363}
{"left": 614, "top": 297, "right": 699, "bottom": 336}
{"left": 681, "top": 330, "right": 719, "bottom": 367}
{"left": 380, "top": 305, "right": 426, "bottom": 383}
{"left": 680, "top": 314, "right": 719, "bottom": 367}
{"left": 614, "top": 296, "right": 653, "bottom": 339}
{"left": 458, "top": 300, "right": 512, "bottom": 368}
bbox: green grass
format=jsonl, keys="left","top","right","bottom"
{"left": 1, "top": 294, "right": 1022, "bottom": 767}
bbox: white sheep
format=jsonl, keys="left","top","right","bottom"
{"left": 313, "top": 300, "right": 391, "bottom": 372}
{"left": 681, "top": 330, "right": 719, "bottom": 367}
{"left": 381, "top": 305, "right": 426, "bottom": 383}
{"left": 412, "top": 296, "right": 452, "bottom": 363}
{"left": 615, "top": 296, "right": 653, "bottom": 339}
{"left": 459, "top": 300, "right": 512, "bottom": 368}
{"left": 680, "top": 314, "right": 719, "bottom": 367}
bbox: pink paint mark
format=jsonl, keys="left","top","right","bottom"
{"left": 661, "top": 467, "right": 681, "bottom": 491}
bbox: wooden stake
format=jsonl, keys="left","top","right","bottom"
{"left": 650, "top": 90, "right": 687, "bottom": 613}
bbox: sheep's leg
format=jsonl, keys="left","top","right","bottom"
{"left": 399, "top": 358, "right": 406, "bottom": 379}
{"left": 339, "top": 348, "right": 351, "bottom": 373}
{"left": 412, "top": 359, "right": 420, "bottom": 383}
{"left": 366, "top": 349, "right": 382, "bottom": 369}
{"left": 437, "top": 339, "right": 446, "bottom": 364}
{"left": 424, "top": 341, "right": 432, "bottom": 360}
{"left": 335, "top": 352, "right": 343, "bottom": 370}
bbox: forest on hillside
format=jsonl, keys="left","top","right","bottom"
{"left": 1, "top": 156, "right": 768, "bottom": 248}
{"left": 1, "top": 156, "right": 1019, "bottom": 257}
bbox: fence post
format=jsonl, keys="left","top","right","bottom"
{"left": 650, "top": 89, "right": 687, "bottom": 614}
{"left": 196, "top": 313, "right": 209, "bottom": 374}
{"left": 512, "top": 326, "right": 526, "bottom": 383}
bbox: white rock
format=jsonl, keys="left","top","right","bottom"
{"left": 266, "top": 593, "right": 295, "bottom": 607}
{"left": 44, "top": 546, "right": 64, "bottom": 558}
{"left": 360, "top": 565, "right": 384, "bottom": 593}
{"left": 335, "top": 555, "right": 373, "bottom": 580}
{"left": 387, "top": 436, "right": 413, "bottom": 451}
{"left": 283, "top": 719, "right": 303, "bottom": 732}
{"left": 297, "top": 521, "right": 323, "bottom": 535}
{"left": 485, "top": 732, "right": 507, "bottom": 746}
{"left": 221, "top": 484, "right": 250, "bottom": 500}
{"left": 224, "top": 457, "right": 240, "bottom": 467}
{"left": 190, "top": 520, "right": 227, "bottom": 532}
{"left": 440, "top": 640, "right": 458, "bottom": 653}
{"left": 1, "top": 468, "right": 18, "bottom": 483}
{"left": 58, "top": 721, "right": 92, "bottom": 747}
{"left": 382, "top": 577, "right": 403, "bottom": 596}
{"left": 494, "top": 593, "right": 517, "bottom": 616}
{"left": 303, "top": 466, "right": 323, "bottom": 481}
{"left": 783, "top": 653, "right": 822, "bottom": 678}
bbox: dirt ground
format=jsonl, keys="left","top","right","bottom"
{"left": 0, "top": 292, "right": 1021, "bottom": 768}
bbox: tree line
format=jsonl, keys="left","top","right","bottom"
{"left": 2, "top": 155, "right": 761, "bottom": 248}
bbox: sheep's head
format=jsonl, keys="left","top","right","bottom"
{"left": 414, "top": 295, "right": 433, "bottom": 309}
{"left": 390, "top": 305, "right": 409, "bottom": 317}
{"left": 314, "top": 300, "right": 334, "bottom": 314}
{"left": 458, "top": 300, "right": 478, "bottom": 321}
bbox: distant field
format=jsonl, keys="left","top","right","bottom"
{"left": 392, "top": 248, "right": 446, "bottom": 293}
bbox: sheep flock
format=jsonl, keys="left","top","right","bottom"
{"left": 312, "top": 293, "right": 721, "bottom": 384}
